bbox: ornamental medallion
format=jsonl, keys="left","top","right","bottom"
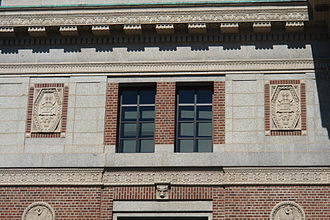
{"left": 270, "top": 84, "right": 301, "bottom": 130}
{"left": 271, "top": 201, "right": 305, "bottom": 220}
{"left": 32, "top": 87, "right": 63, "bottom": 133}
{"left": 22, "top": 202, "right": 55, "bottom": 220}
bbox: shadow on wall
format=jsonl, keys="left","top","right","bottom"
{"left": 312, "top": 40, "right": 330, "bottom": 139}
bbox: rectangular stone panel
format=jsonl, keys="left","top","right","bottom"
{"left": 26, "top": 83, "right": 69, "bottom": 138}
{"left": 265, "top": 80, "right": 306, "bottom": 136}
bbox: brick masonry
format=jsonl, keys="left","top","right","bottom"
{"left": 25, "top": 83, "right": 68, "bottom": 138}
{"left": 0, "top": 185, "right": 329, "bottom": 219}
{"left": 155, "top": 82, "right": 176, "bottom": 145}
{"left": 213, "top": 81, "right": 226, "bottom": 144}
{"left": 104, "top": 83, "right": 119, "bottom": 145}
{"left": 264, "top": 80, "right": 306, "bottom": 136}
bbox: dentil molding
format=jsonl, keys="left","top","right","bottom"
{"left": 0, "top": 6, "right": 308, "bottom": 27}
{"left": 0, "top": 168, "right": 329, "bottom": 186}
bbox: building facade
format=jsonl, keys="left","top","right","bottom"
{"left": 0, "top": 0, "right": 329, "bottom": 219}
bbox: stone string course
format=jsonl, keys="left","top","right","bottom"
{"left": 0, "top": 168, "right": 329, "bottom": 186}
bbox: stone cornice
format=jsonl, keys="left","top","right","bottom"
{"left": 0, "top": 167, "right": 329, "bottom": 186}
{"left": 0, "top": 59, "right": 329, "bottom": 77}
{"left": 0, "top": 5, "right": 308, "bottom": 27}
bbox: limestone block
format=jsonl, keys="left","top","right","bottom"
{"left": 0, "top": 97, "right": 26, "bottom": 108}
{"left": 73, "top": 120, "right": 99, "bottom": 133}
{"left": 232, "top": 80, "right": 257, "bottom": 94}
{"left": 0, "top": 133, "right": 25, "bottom": 145}
{"left": 232, "top": 119, "right": 257, "bottom": 131}
{"left": 0, "top": 83, "right": 26, "bottom": 96}
{"left": 24, "top": 145, "right": 64, "bottom": 153}
{"left": 43, "top": 153, "right": 105, "bottom": 167}
{"left": 233, "top": 106, "right": 256, "bottom": 118}
{"left": 0, "top": 109, "right": 26, "bottom": 121}
{"left": 72, "top": 133, "right": 103, "bottom": 145}
{"left": 232, "top": 94, "right": 257, "bottom": 106}
{"left": 64, "top": 145, "right": 104, "bottom": 154}
{"left": 0, "top": 154, "right": 43, "bottom": 167}
{"left": 75, "top": 95, "right": 105, "bottom": 108}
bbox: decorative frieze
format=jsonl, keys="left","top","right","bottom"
{"left": 1, "top": 168, "right": 328, "bottom": 186}
{"left": 22, "top": 202, "right": 55, "bottom": 220}
{"left": 0, "top": 59, "right": 322, "bottom": 76}
{"left": 26, "top": 83, "right": 69, "bottom": 138}
{"left": 271, "top": 201, "right": 305, "bottom": 220}
{"left": 0, "top": 6, "right": 309, "bottom": 27}
{"left": 265, "top": 80, "right": 307, "bottom": 136}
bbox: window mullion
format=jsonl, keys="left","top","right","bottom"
{"left": 194, "top": 91, "right": 197, "bottom": 152}
{"left": 136, "top": 92, "right": 140, "bottom": 153}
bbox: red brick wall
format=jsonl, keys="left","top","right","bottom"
{"left": 213, "top": 185, "right": 330, "bottom": 220}
{"left": 0, "top": 185, "right": 329, "bottom": 219}
{"left": 0, "top": 186, "right": 102, "bottom": 220}
{"left": 104, "top": 83, "right": 119, "bottom": 145}
{"left": 213, "top": 81, "right": 226, "bottom": 144}
{"left": 114, "top": 186, "right": 212, "bottom": 200}
{"left": 100, "top": 187, "right": 114, "bottom": 220}
{"left": 155, "top": 82, "right": 176, "bottom": 144}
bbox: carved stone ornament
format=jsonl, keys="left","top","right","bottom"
{"left": 271, "top": 201, "right": 305, "bottom": 220}
{"left": 31, "top": 87, "right": 63, "bottom": 133}
{"left": 22, "top": 202, "right": 55, "bottom": 220}
{"left": 270, "top": 84, "right": 301, "bottom": 130}
{"left": 155, "top": 183, "right": 171, "bottom": 200}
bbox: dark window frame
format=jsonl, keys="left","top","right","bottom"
{"left": 175, "top": 84, "right": 213, "bottom": 152}
{"left": 117, "top": 85, "right": 156, "bottom": 153}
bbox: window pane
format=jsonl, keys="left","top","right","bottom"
{"left": 121, "top": 123, "right": 136, "bottom": 137}
{"left": 122, "top": 90, "right": 137, "bottom": 104}
{"left": 197, "top": 89, "right": 212, "bottom": 103}
{"left": 179, "top": 122, "right": 194, "bottom": 137}
{"left": 140, "top": 90, "right": 155, "bottom": 104}
{"left": 140, "top": 139, "right": 154, "bottom": 153}
{"left": 179, "top": 90, "right": 194, "bottom": 104}
{"left": 140, "top": 106, "right": 155, "bottom": 120}
{"left": 121, "top": 140, "right": 136, "bottom": 153}
{"left": 197, "top": 122, "right": 212, "bottom": 137}
{"left": 197, "top": 139, "right": 212, "bottom": 152}
{"left": 178, "top": 139, "right": 194, "bottom": 152}
{"left": 122, "top": 107, "right": 137, "bottom": 121}
{"left": 179, "top": 106, "right": 194, "bottom": 120}
{"left": 140, "top": 123, "right": 154, "bottom": 137}
{"left": 197, "top": 106, "right": 212, "bottom": 120}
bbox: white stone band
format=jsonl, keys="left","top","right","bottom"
{"left": 0, "top": 167, "right": 329, "bottom": 186}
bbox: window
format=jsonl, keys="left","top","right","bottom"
{"left": 176, "top": 85, "right": 213, "bottom": 152}
{"left": 118, "top": 86, "right": 155, "bottom": 153}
